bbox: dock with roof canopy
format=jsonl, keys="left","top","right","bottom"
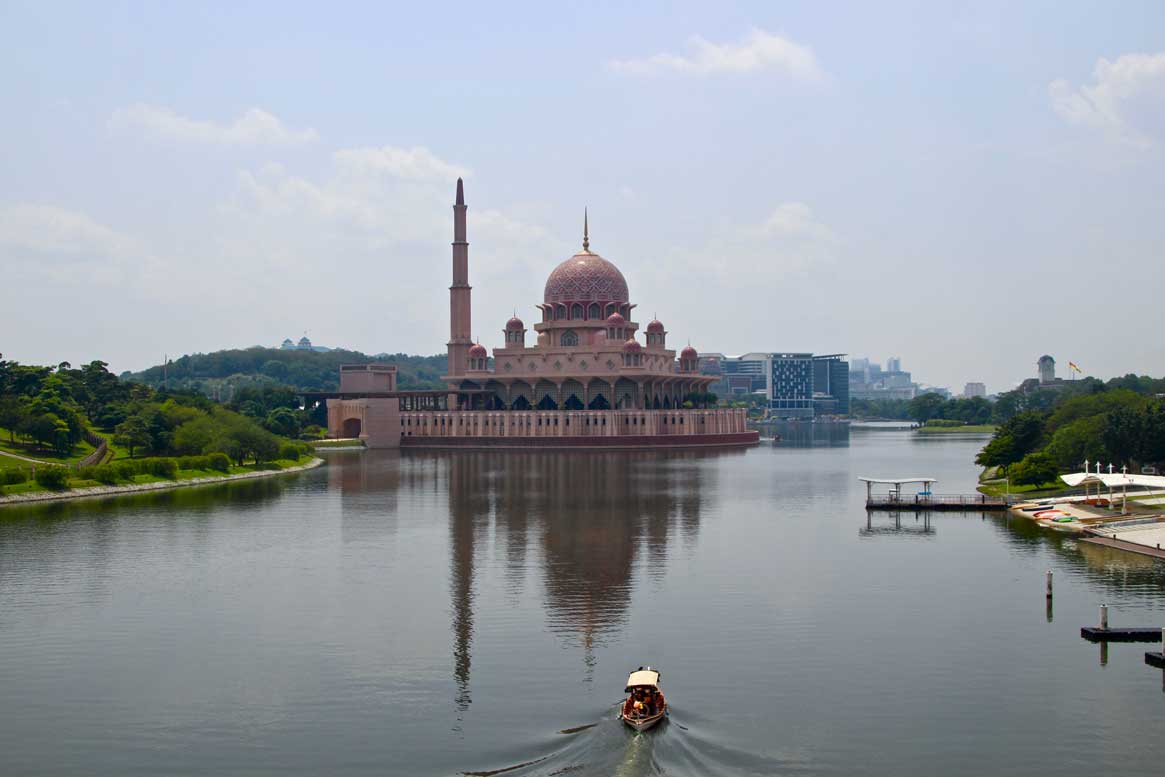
{"left": 859, "top": 477, "right": 1013, "bottom": 510}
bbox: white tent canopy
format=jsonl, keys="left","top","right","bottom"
{"left": 1060, "top": 472, "right": 1165, "bottom": 489}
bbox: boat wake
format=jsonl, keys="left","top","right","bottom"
{"left": 460, "top": 705, "right": 796, "bottom": 777}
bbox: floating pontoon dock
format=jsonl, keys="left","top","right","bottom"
{"left": 859, "top": 477, "right": 1012, "bottom": 511}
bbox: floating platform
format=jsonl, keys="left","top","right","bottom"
{"left": 1080, "top": 627, "right": 1163, "bottom": 643}
{"left": 864, "top": 495, "right": 1012, "bottom": 511}
{"left": 1146, "top": 652, "right": 1165, "bottom": 669}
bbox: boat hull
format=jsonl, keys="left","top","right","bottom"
{"left": 620, "top": 708, "right": 666, "bottom": 732}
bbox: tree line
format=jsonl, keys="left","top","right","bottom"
{"left": 123, "top": 347, "right": 448, "bottom": 393}
{"left": 975, "top": 378, "right": 1165, "bottom": 485}
{"left": 0, "top": 356, "right": 310, "bottom": 467}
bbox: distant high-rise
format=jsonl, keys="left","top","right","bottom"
{"left": 705, "top": 352, "right": 848, "bottom": 417}
{"left": 963, "top": 382, "right": 987, "bottom": 398}
{"left": 887, "top": 356, "right": 901, "bottom": 373}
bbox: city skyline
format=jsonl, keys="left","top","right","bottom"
{"left": 2, "top": 2, "right": 1164, "bottom": 391}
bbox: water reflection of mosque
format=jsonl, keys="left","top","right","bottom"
{"left": 433, "top": 450, "right": 728, "bottom": 715}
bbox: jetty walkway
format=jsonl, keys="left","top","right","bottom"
{"left": 860, "top": 477, "right": 1012, "bottom": 511}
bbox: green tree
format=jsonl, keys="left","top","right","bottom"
{"left": 1010, "top": 451, "right": 1060, "bottom": 486}
{"left": 908, "top": 393, "right": 946, "bottom": 423}
{"left": 0, "top": 397, "right": 26, "bottom": 441}
{"left": 976, "top": 411, "right": 1046, "bottom": 470}
{"left": 264, "top": 407, "right": 300, "bottom": 437}
{"left": 113, "top": 415, "right": 151, "bottom": 458}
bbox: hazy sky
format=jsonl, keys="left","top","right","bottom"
{"left": 3, "top": 1, "right": 1164, "bottom": 393}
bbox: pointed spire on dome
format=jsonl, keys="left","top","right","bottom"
{"left": 582, "top": 208, "right": 590, "bottom": 253}
{"left": 455, "top": 177, "right": 464, "bottom": 206}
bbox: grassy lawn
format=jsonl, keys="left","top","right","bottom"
{"left": 1, "top": 455, "right": 316, "bottom": 498}
{"left": 917, "top": 424, "right": 998, "bottom": 434}
{"left": 977, "top": 478, "right": 1065, "bottom": 498}
{"left": 0, "top": 427, "right": 98, "bottom": 464}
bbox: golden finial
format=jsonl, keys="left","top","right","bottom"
{"left": 583, "top": 208, "right": 590, "bottom": 252}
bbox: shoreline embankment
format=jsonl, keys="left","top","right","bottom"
{"left": 0, "top": 458, "right": 325, "bottom": 508}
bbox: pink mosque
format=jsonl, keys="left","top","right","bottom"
{"left": 326, "top": 179, "right": 756, "bottom": 449}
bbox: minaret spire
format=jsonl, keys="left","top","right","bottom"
{"left": 582, "top": 208, "right": 590, "bottom": 252}
{"left": 447, "top": 178, "right": 472, "bottom": 380}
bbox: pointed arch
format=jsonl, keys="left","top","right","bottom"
{"left": 560, "top": 330, "right": 579, "bottom": 347}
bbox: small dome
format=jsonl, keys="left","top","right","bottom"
{"left": 468, "top": 343, "right": 488, "bottom": 358}
{"left": 622, "top": 338, "right": 642, "bottom": 354}
{"left": 505, "top": 315, "right": 524, "bottom": 331}
{"left": 606, "top": 312, "right": 626, "bottom": 326}
{"left": 646, "top": 319, "right": 664, "bottom": 334}
{"left": 681, "top": 345, "right": 698, "bottom": 359}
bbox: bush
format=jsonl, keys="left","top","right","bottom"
{"left": 34, "top": 466, "right": 71, "bottom": 491}
{"left": 279, "top": 442, "right": 310, "bottom": 461}
{"left": 176, "top": 455, "right": 211, "bottom": 471}
{"left": 1010, "top": 451, "right": 1060, "bottom": 486}
{"left": 113, "top": 461, "right": 139, "bottom": 481}
{"left": 143, "top": 458, "right": 178, "bottom": 479}
{"left": 91, "top": 465, "right": 121, "bottom": 485}
{"left": 2, "top": 468, "right": 29, "bottom": 485}
{"left": 207, "top": 452, "right": 231, "bottom": 473}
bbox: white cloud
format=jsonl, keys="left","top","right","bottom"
{"left": 0, "top": 204, "right": 153, "bottom": 289}
{"left": 1050, "top": 52, "right": 1165, "bottom": 145}
{"left": 607, "top": 28, "right": 822, "bottom": 79}
{"left": 756, "top": 202, "right": 836, "bottom": 244}
{"left": 108, "top": 104, "right": 319, "bottom": 146}
{"left": 333, "top": 145, "right": 469, "bottom": 182}
{"left": 0, "top": 204, "right": 141, "bottom": 259}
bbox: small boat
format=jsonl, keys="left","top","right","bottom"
{"left": 619, "top": 667, "right": 667, "bottom": 732}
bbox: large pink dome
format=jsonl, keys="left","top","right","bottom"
{"left": 543, "top": 251, "right": 629, "bottom": 305}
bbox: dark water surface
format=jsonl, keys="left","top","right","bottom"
{"left": 2, "top": 430, "right": 1163, "bottom": 776}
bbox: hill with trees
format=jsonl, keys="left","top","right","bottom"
{"left": 0, "top": 356, "right": 312, "bottom": 496}
{"left": 123, "top": 347, "right": 448, "bottom": 396}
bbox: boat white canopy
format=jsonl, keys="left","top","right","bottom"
{"left": 624, "top": 669, "right": 660, "bottom": 691}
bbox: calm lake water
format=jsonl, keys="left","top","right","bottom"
{"left": 2, "top": 428, "right": 1163, "bottom": 776}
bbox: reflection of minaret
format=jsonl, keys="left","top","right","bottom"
{"left": 447, "top": 178, "right": 472, "bottom": 379}
{"left": 448, "top": 455, "right": 488, "bottom": 724}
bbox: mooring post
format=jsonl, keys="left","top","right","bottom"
{"left": 1045, "top": 570, "right": 1053, "bottom": 598}
{"left": 1100, "top": 603, "right": 1108, "bottom": 630}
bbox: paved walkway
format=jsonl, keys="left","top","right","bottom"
{"left": 0, "top": 448, "right": 47, "bottom": 465}
{"left": 1081, "top": 536, "right": 1165, "bottom": 561}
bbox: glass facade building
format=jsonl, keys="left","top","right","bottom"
{"left": 708, "top": 352, "right": 850, "bottom": 418}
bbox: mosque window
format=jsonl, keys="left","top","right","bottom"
{"left": 587, "top": 303, "right": 600, "bottom": 320}
{"left": 570, "top": 303, "right": 583, "bottom": 320}
{"left": 560, "top": 330, "right": 579, "bottom": 347}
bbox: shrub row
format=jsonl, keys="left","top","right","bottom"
{"left": 279, "top": 442, "right": 311, "bottom": 460}
{"left": 34, "top": 466, "right": 71, "bottom": 490}
{"left": 172, "top": 453, "right": 232, "bottom": 473}
{"left": 2, "top": 468, "right": 30, "bottom": 486}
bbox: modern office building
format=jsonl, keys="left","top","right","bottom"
{"left": 704, "top": 352, "right": 849, "bottom": 418}
{"left": 812, "top": 354, "right": 850, "bottom": 415}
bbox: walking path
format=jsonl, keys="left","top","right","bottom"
{"left": 0, "top": 458, "right": 324, "bottom": 507}
{"left": 0, "top": 449, "right": 48, "bottom": 465}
